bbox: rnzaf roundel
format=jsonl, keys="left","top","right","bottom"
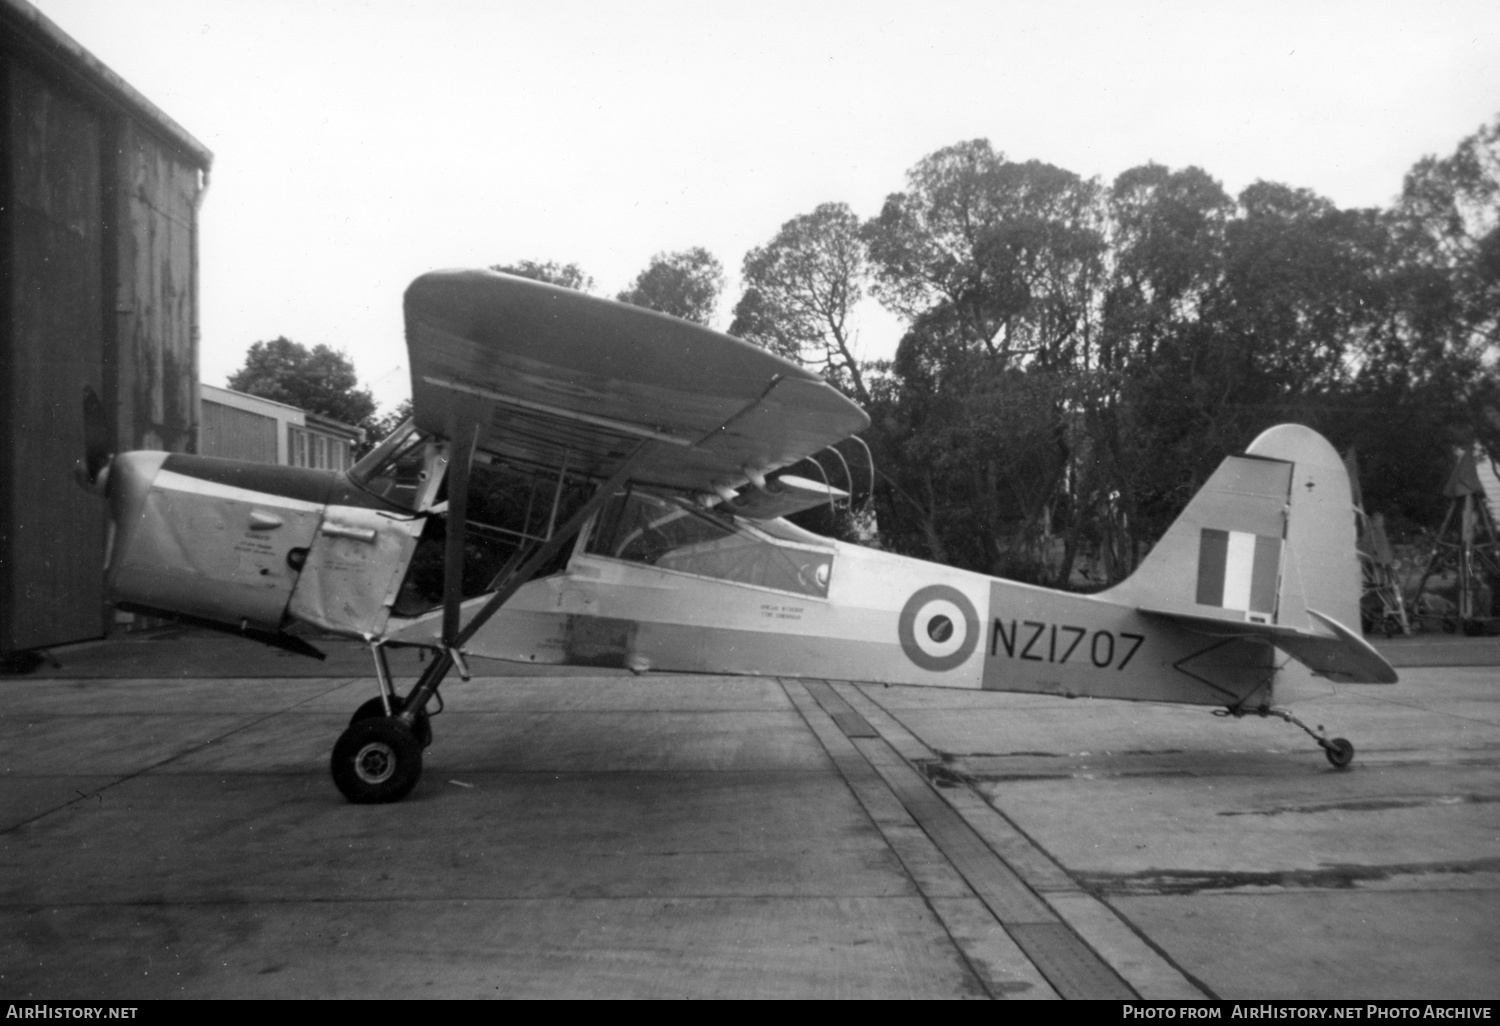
{"left": 898, "top": 584, "right": 980, "bottom": 671}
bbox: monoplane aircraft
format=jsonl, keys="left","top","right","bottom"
{"left": 77, "top": 269, "right": 1397, "bottom": 803}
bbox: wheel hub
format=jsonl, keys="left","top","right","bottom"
{"left": 354, "top": 741, "right": 396, "bottom": 784}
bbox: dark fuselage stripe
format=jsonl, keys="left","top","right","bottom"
{"left": 160, "top": 454, "right": 399, "bottom": 511}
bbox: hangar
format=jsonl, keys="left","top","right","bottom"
{"left": 0, "top": 0, "right": 211, "bottom": 657}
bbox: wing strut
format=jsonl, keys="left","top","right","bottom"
{"left": 441, "top": 420, "right": 481, "bottom": 649}
{"left": 393, "top": 442, "right": 652, "bottom": 730}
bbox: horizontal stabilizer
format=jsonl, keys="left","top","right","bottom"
{"left": 1140, "top": 606, "right": 1398, "bottom": 684}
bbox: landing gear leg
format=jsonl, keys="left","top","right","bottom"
{"left": 1256, "top": 707, "right": 1355, "bottom": 769}
{"left": 348, "top": 643, "right": 434, "bottom": 748}
{"left": 330, "top": 643, "right": 447, "bottom": 803}
{"left": 327, "top": 438, "right": 651, "bottom": 805}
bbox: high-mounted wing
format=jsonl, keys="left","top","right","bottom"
{"left": 406, "top": 269, "right": 869, "bottom": 495}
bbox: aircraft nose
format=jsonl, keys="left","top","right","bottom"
{"left": 103, "top": 451, "right": 168, "bottom": 574}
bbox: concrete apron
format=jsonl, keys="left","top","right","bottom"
{"left": 0, "top": 665, "right": 1495, "bottom": 998}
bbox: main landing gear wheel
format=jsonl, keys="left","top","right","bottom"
{"left": 1323, "top": 737, "right": 1355, "bottom": 769}
{"left": 350, "top": 695, "right": 433, "bottom": 749}
{"left": 331, "top": 718, "right": 423, "bottom": 804}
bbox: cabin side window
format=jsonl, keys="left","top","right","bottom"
{"left": 389, "top": 451, "right": 597, "bottom": 617}
{"left": 585, "top": 491, "right": 833, "bottom": 598}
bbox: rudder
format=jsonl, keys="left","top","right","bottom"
{"left": 1102, "top": 424, "right": 1360, "bottom": 634}
{"left": 1244, "top": 423, "right": 1362, "bottom": 633}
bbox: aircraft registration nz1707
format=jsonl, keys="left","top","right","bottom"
{"left": 76, "top": 269, "right": 1397, "bottom": 803}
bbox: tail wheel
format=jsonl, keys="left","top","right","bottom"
{"left": 350, "top": 694, "right": 433, "bottom": 749}
{"left": 331, "top": 718, "right": 423, "bottom": 803}
{"left": 1253, "top": 706, "right": 1358, "bottom": 771}
{"left": 1323, "top": 737, "right": 1355, "bottom": 769}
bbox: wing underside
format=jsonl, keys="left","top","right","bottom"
{"left": 405, "top": 270, "right": 869, "bottom": 497}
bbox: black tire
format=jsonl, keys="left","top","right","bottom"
{"left": 330, "top": 718, "right": 423, "bottom": 803}
{"left": 1324, "top": 737, "right": 1355, "bottom": 769}
{"left": 350, "top": 694, "right": 433, "bottom": 749}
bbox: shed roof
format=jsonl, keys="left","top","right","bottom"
{"left": 201, "top": 383, "right": 306, "bottom": 420}
{"left": 0, "top": 0, "right": 212, "bottom": 169}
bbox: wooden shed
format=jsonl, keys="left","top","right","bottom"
{"left": 201, "top": 384, "right": 362, "bottom": 472}
{"left": 1, "top": 0, "right": 211, "bottom": 655}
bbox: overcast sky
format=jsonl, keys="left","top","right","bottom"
{"left": 29, "top": 0, "right": 1500, "bottom": 413}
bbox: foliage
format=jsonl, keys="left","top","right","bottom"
{"left": 617, "top": 248, "right": 725, "bottom": 325}
{"left": 364, "top": 398, "right": 413, "bottom": 451}
{"left": 1392, "top": 115, "right": 1500, "bottom": 460}
{"left": 731, "top": 203, "right": 873, "bottom": 402}
{"left": 859, "top": 143, "right": 1103, "bottom": 582}
{"left": 227, "top": 337, "right": 377, "bottom": 431}
{"left": 490, "top": 260, "right": 596, "bottom": 292}
{"left": 865, "top": 140, "right": 1105, "bottom": 367}
{"left": 731, "top": 120, "right": 1500, "bottom": 587}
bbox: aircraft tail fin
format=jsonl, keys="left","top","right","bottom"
{"left": 1101, "top": 424, "right": 1396, "bottom": 683}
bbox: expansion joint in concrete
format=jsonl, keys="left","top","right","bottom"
{"left": 786, "top": 678, "right": 1140, "bottom": 1000}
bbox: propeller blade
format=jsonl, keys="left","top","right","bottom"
{"left": 81, "top": 385, "right": 112, "bottom": 484}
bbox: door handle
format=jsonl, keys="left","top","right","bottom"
{"left": 320, "top": 522, "right": 377, "bottom": 543}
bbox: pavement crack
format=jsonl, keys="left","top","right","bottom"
{"left": 1080, "top": 857, "right": 1500, "bottom": 896}
{"left": 0, "top": 678, "right": 355, "bottom": 835}
{"left": 1220, "top": 794, "right": 1500, "bottom": 816}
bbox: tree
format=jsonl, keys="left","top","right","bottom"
{"left": 1074, "top": 163, "right": 1235, "bottom": 578}
{"left": 227, "top": 337, "right": 377, "bottom": 429}
{"left": 364, "top": 398, "right": 413, "bottom": 449}
{"left": 1392, "top": 114, "right": 1500, "bottom": 460}
{"left": 490, "top": 260, "right": 595, "bottom": 292}
{"left": 861, "top": 140, "right": 1105, "bottom": 581}
{"left": 1101, "top": 163, "right": 1233, "bottom": 369}
{"left": 864, "top": 139, "right": 1104, "bottom": 367}
{"left": 617, "top": 248, "right": 725, "bottom": 325}
{"left": 730, "top": 202, "right": 873, "bottom": 403}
